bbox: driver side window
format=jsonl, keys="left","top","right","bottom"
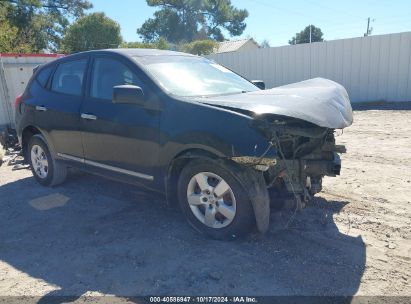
{"left": 90, "top": 57, "right": 142, "bottom": 100}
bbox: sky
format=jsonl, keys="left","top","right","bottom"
{"left": 90, "top": 0, "right": 411, "bottom": 47}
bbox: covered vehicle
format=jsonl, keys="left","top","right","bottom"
{"left": 15, "top": 49, "right": 353, "bottom": 239}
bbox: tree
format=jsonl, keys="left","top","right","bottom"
{"left": 260, "top": 39, "right": 270, "bottom": 48}
{"left": 0, "top": 20, "right": 32, "bottom": 52}
{"left": 180, "top": 39, "right": 217, "bottom": 55}
{"left": 61, "top": 12, "right": 122, "bottom": 53}
{"left": 0, "top": 0, "right": 92, "bottom": 52}
{"left": 137, "top": 0, "right": 248, "bottom": 44}
{"left": 0, "top": 5, "right": 32, "bottom": 52}
{"left": 120, "top": 37, "right": 169, "bottom": 50}
{"left": 289, "top": 25, "right": 324, "bottom": 45}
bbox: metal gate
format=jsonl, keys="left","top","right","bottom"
{"left": 208, "top": 32, "right": 411, "bottom": 103}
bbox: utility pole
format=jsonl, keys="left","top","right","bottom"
{"left": 364, "top": 18, "right": 374, "bottom": 36}
{"left": 309, "top": 24, "right": 312, "bottom": 43}
{"left": 364, "top": 18, "right": 370, "bottom": 36}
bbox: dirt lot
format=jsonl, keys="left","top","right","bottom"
{"left": 0, "top": 109, "right": 410, "bottom": 301}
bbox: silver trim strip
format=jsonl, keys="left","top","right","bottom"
{"left": 57, "top": 153, "right": 84, "bottom": 163}
{"left": 81, "top": 113, "right": 97, "bottom": 120}
{"left": 35, "top": 106, "right": 47, "bottom": 112}
{"left": 57, "top": 153, "right": 154, "bottom": 181}
{"left": 84, "top": 159, "right": 154, "bottom": 181}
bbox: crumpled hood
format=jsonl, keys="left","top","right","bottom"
{"left": 196, "top": 78, "right": 353, "bottom": 129}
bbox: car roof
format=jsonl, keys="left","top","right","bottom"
{"left": 106, "top": 48, "right": 197, "bottom": 58}
{"left": 56, "top": 48, "right": 199, "bottom": 64}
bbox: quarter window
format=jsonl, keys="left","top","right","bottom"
{"left": 36, "top": 65, "right": 53, "bottom": 87}
{"left": 51, "top": 59, "right": 87, "bottom": 96}
{"left": 91, "top": 58, "right": 142, "bottom": 100}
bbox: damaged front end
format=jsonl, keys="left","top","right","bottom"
{"left": 234, "top": 115, "right": 347, "bottom": 209}
{"left": 198, "top": 78, "right": 353, "bottom": 232}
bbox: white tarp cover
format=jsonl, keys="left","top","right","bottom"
{"left": 198, "top": 78, "right": 354, "bottom": 129}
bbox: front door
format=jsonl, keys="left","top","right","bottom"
{"left": 80, "top": 56, "right": 161, "bottom": 184}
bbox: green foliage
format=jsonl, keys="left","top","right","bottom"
{"left": 0, "top": 0, "right": 92, "bottom": 52}
{"left": 180, "top": 39, "right": 217, "bottom": 55}
{"left": 120, "top": 41, "right": 152, "bottom": 49}
{"left": 138, "top": 0, "right": 248, "bottom": 43}
{"left": 0, "top": 20, "right": 32, "bottom": 52}
{"left": 289, "top": 25, "right": 324, "bottom": 45}
{"left": 61, "top": 12, "right": 122, "bottom": 53}
{"left": 157, "top": 37, "right": 169, "bottom": 50}
{"left": 120, "top": 37, "right": 169, "bottom": 50}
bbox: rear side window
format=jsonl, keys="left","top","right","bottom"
{"left": 36, "top": 66, "right": 53, "bottom": 87}
{"left": 51, "top": 59, "right": 87, "bottom": 96}
{"left": 91, "top": 57, "right": 142, "bottom": 100}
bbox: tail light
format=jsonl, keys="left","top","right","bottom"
{"left": 15, "top": 94, "right": 23, "bottom": 108}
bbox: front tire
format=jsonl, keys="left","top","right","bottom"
{"left": 177, "top": 158, "right": 254, "bottom": 240}
{"left": 28, "top": 135, "right": 67, "bottom": 187}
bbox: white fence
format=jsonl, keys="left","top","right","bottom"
{"left": 209, "top": 32, "right": 411, "bottom": 103}
{"left": 0, "top": 54, "right": 61, "bottom": 129}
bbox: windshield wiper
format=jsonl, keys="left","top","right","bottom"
{"left": 180, "top": 90, "right": 252, "bottom": 98}
{"left": 203, "top": 91, "right": 251, "bottom": 98}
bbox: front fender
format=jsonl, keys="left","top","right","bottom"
{"left": 159, "top": 99, "right": 277, "bottom": 169}
{"left": 158, "top": 100, "right": 273, "bottom": 232}
{"left": 222, "top": 160, "right": 270, "bottom": 233}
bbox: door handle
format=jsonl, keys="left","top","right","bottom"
{"left": 81, "top": 113, "right": 97, "bottom": 120}
{"left": 35, "top": 106, "right": 47, "bottom": 112}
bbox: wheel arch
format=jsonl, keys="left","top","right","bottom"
{"left": 165, "top": 147, "right": 270, "bottom": 234}
{"left": 165, "top": 148, "right": 222, "bottom": 207}
{"left": 21, "top": 126, "right": 57, "bottom": 160}
{"left": 21, "top": 126, "right": 42, "bottom": 159}
{"left": 26, "top": 132, "right": 68, "bottom": 187}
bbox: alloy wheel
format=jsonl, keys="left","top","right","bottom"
{"left": 30, "top": 144, "right": 49, "bottom": 179}
{"left": 186, "top": 172, "right": 237, "bottom": 228}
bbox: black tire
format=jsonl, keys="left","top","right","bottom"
{"left": 28, "top": 135, "right": 67, "bottom": 187}
{"left": 177, "top": 158, "right": 255, "bottom": 240}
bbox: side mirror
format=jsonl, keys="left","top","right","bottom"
{"left": 251, "top": 80, "right": 266, "bottom": 90}
{"left": 113, "top": 85, "right": 145, "bottom": 105}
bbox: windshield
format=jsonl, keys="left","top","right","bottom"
{"left": 134, "top": 55, "right": 259, "bottom": 97}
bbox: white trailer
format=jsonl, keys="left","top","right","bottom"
{"left": 0, "top": 54, "right": 62, "bottom": 130}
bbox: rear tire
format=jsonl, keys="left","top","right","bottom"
{"left": 28, "top": 135, "right": 67, "bottom": 187}
{"left": 177, "top": 158, "right": 254, "bottom": 240}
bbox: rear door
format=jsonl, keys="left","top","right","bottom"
{"left": 80, "top": 55, "right": 161, "bottom": 184}
{"left": 34, "top": 56, "right": 88, "bottom": 159}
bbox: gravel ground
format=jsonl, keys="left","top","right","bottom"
{"left": 0, "top": 109, "right": 410, "bottom": 301}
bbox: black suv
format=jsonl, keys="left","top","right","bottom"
{"left": 15, "top": 49, "right": 353, "bottom": 239}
